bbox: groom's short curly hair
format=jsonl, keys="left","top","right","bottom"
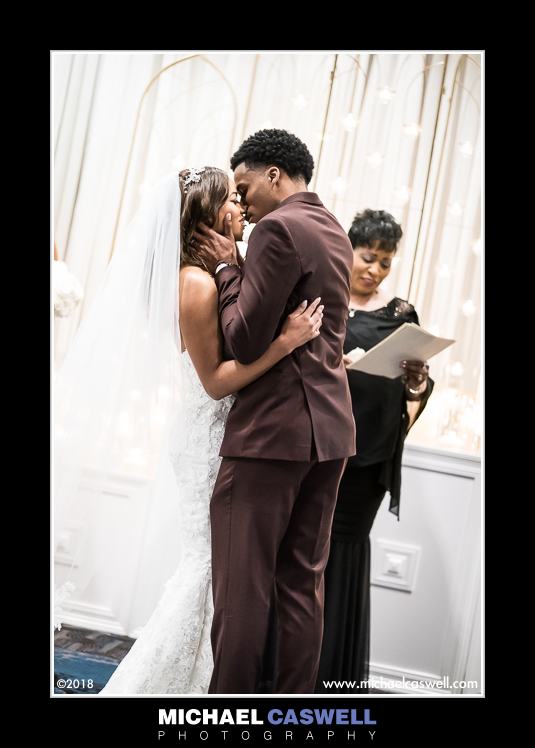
{"left": 230, "top": 129, "right": 315, "bottom": 185}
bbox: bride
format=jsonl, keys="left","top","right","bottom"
{"left": 54, "top": 167, "right": 323, "bottom": 694}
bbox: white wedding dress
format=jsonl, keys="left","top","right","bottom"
{"left": 101, "top": 351, "right": 234, "bottom": 694}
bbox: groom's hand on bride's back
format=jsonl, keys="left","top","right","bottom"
{"left": 192, "top": 214, "right": 237, "bottom": 275}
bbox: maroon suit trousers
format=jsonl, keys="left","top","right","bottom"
{"left": 208, "top": 454, "right": 346, "bottom": 694}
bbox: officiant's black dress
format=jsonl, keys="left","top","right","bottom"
{"left": 315, "top": 297, "right": 433, "bottom": 693}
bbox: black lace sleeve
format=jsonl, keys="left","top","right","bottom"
{"left": 372, "top": 298, "right": 419, "bottom": 324}
{"left": 392, "top": 298, "right": 419, "bottom": 324}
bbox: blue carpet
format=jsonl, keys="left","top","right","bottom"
{"left": 54, "top": 649, "right": 120, "bottom": 694}
{"left": 54, "top": 625, "right": 134, "bottom": 694}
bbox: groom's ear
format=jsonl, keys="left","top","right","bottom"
{"left": 266, "top": 166, "right": 280, "bottom": 186}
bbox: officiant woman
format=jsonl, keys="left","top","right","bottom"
{"left": 315, "top": 209, "right": 434, "bottom": 693}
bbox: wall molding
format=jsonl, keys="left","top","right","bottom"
{"left": 403, "top": 443, "right": 481, "bottom": 478}
{"left": 370, "top": 662, "right": 452, "bottom": 695}
{"left": 59, "top": 600, "right": 126, "bottom": 636}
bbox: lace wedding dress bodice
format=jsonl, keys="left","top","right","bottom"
{"left": 101, "top": 352, "right": 234, "bottom": 694}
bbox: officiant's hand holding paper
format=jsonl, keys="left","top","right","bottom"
{"left": 400, "top": 359, "right": 430, "bottom": 400}
{"left": 343, "top": 347, "right": 366, "bottom": 368}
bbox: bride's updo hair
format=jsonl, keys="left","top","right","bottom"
{"left": 179, "top": 167, "right": 229, "bottom": 269}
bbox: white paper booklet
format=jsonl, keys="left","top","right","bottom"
{"left": 346, "top": 322, "right": 455, "bottom": 378}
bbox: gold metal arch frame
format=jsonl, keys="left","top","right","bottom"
{"left": 311, "top": 53, "right": 338, "bottom": 192}
{"left": 109, "top": 53, "right": 239, "bottom": 261}
{"left": 404, "top": 55, "right": 449, "bottom": 300}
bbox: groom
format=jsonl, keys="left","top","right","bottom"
{"left": 194, "top": 129, "right": 356, "bottom": 693}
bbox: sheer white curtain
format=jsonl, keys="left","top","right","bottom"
{"left": 53, "top": 53, "right": 165, "bottom": 367}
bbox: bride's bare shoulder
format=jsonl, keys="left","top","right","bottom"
{"left": 180, "top": 265, "right": 215, "bottom": 290}
{"left": 179, "top": 266, "right": 216, "bottom": 308}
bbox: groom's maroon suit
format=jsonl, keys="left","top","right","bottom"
{"left": 209, "top": 192, "right": 356, "bottom": 694}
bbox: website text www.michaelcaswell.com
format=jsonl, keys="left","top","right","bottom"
{"left": 321, "top": 676, "right": 479, "bottom": 691}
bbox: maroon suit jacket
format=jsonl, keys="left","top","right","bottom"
{"left": 215, "top": 192, "right": 356, "bottom": 462}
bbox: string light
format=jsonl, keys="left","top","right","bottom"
{"left": 403, "top": 122, "right": 422, "bottom": 137}
{"left": 393, "top": 185, "right": 411, "bottom": 205}
{"left": 462, "top": 300, "right": 477, "bottom": 317}
{"left": 292, "top": 94, "right": 308, "bottom": 110}
{"left": 459, "top": 141, "right": 474, "bottom": 157}
{"left": 378, "top": 86, "right": 395, "bottom": 103}
{"left": 447, "top": 202, "right": 463, "bottom": 217}
{"left": 342, "top": 113, "right": 359, "bottom": 131}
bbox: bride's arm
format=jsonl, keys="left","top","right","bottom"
{"left": 180, "top": 267, "right": 320, "bottom": 401}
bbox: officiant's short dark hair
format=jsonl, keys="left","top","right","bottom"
{"left": 348, "top": 209, "right": 402, "bottom": 252}
{"left": 230, "top": 129, "right": 314, "bottom": 185}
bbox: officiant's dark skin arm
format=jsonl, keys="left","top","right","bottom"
{"left": 192, "top": 214, "right": 303, "bottom": 365}
{"left": 179, "top": 266, "right": 323, "bottom": 401}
